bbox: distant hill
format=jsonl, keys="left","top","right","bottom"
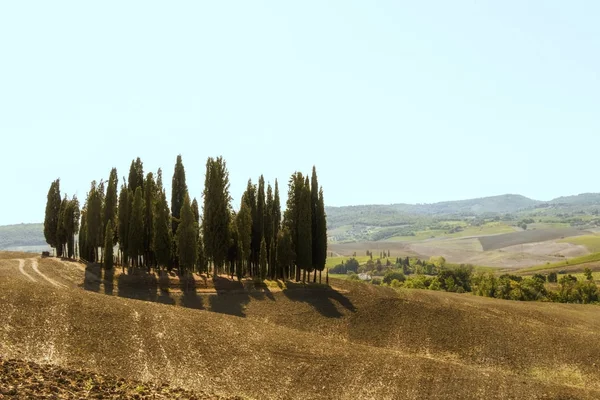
{"left": 548, "top": 193, "right": 600, "bottom": 206}
{"left": 0, "top": 223, "right": 48, "bottom": 252}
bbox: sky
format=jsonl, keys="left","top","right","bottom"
{"left": 1, "top": 1, "right": 599, "bottom": 225}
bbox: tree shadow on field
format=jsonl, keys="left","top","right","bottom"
{"left": 83, "top": 263, "right": 103, "bottom": 293}
{"left": 282, "top": 281, "right": 357, "bottom": 318}
{"left": 180, "top": 274, "right": 203, "bottom": 310}
{"left": 104, "top": 267, "right": 114, "bottom": 296}
{"left": 208, "top": 276, "right": 250, "bottom": 317}
{"left": 117, "top": 268, "right": 160, "bottom": 303}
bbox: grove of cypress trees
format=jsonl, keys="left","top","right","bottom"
{"left": 176, "top": 193, "right": 197, "bottom": 276}
{"left": 79, "top": 207, "right": 89, "bottom": 261}
{"left": 64, "top": 196, "right": 80, "bottom": 259}
{"left": 273, "top": 179, "right": 281, "bottom": 243}
{"left": 311, "top": 166, "right": 319, "bottom": 270}
{"left": 104, "top": 221, "right": 114, "bottom": 269}
{"left": 128, "top": 187, "right": 144, "bottom": 268}
{"left": 86, "top": 181, "right": 103, "bottom": 262}
{"left": 44, "top": 179, "right": 62, "bottom": 251}
{"left": 256, "top": 175, "right": 265, "bottom": 256}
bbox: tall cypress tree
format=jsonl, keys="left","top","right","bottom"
{"left": 256, "top": 175, "right": 265, "bottom": 256}
{"left": 86, "top": 181, "right": 103, "bottom": 262}
{"left": 276, "top": 227, "right": 294, "bottom": 280}
{"left": 44, "top": 179, "right": 62, "bottom": 251}
{"left": 56, "top": 195, "right": 69, "bottom": 257}
{"left": 128, "top": 158, "right": 144, "bottom": 195}
{"left": 284, "top": 172, "right": 305, "bottom": 280}
{"left": 143, "top": 172, "right": 156, "bottom": 269}
{"left": 315, "top": 187, "right": 328, "bottom": 283}
{"left": 259, "top": 236, "right": 267, "bottom": 281}
{"left": 153, "top": 187, "right": 172, "bottom": 270}
{"left": 202, "top": 156, "right": 231, "bottom": 278}
{"left": 236, "top": 196, "right": 252, "bottom": 278}
{"left": 117, "top": 183, "right": 130, "bottom": 265}
{"left": 244, "top": 180, "right": 258, "bottom": 275}
{"left": 191, "top": 198, "right": 200, "bottom": 225}
{"left": 79, "top": 207, "right": 88, "bottom": 261}
{"left": 171, "top": 155, "right": 188, "bottom": 236}
{"left": 265, "top": 183, "right": 274, "bottom": 265}
{"left": 128, "top": 187, "right": 144, "bottom": 268}
{"left": 311, "top": 166, "right": 319, "bottom": 270}
{"left": 103, "top": 168, "right": 119, "bottom": 245}
{"left": 104, "top": 221, "right": 114, "bottom": 270}
{"left": 177, "top": 193, "right": 197, "bottom": 276}
{"left": 64, "top": 196, "right": 80, "bottom": 259}
{"left": 297, "top": 176, "right": 312, "bottom": 282}
{"left": 273, "top": 179, "right": 281, "bottom": 244}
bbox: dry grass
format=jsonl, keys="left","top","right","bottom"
{"left": 1, "top": 253, "right": 600, "bottom": 399}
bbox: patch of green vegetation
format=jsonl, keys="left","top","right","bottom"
{"left": 326, "top": 256, "right": 371, "bottom": 269}
{"left": 559, "top": 235, "right": 600, "bottom": 253}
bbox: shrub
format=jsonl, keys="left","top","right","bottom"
{"left": 390, "top": 279, "right": 403, "bottom": 289}
{"left": 348, "top": 272, "right": 359, "bottom": 281}
{"left": 371, "top": 278, "right": 381, "bottom": 286}
{"left": 547, "top": 272, "right": 558, "bottom": 283}
{"left": 382, "top": 270, "right": 406, "bottom": 285}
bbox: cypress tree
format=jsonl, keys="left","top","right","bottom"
{"left": 171, "top": 155, "right": 188, "bottom": 236}
{"left": 128, "top": 158, "right": 144, "bottom": 194}
{"left": 177, "top": 193, "right": 197, "bottom": 276}
{"left": 236, "top": 196, "right": 252, "bottom": 278}
{"left": 191, "top": 198, "right": 200, "bottom": 225}
{"left": 153, "top": 187, "right": 172, "bottom": 270}
{"left": 197, "top": 233, "right": 207, "bottom": 274}
{"left": 128, "top": 187, "right": 144, "bottom": 268}
{"left": 64, "top": 196, "right": 80, "bottom": 259}
{"left": 273, "top": 179, "right": 281, "bottom": 244}
{"left": 276, "top": 227, "right": 294, "bottom": 280}
{"left": 265, "top": 183, "right": 274, "bottom": 265}
{"left": 143, "top": 172, "right": 156, "bottom": 269}
{"left": 86, "top": 181, "right": 103, "bottom": 262}
{"left": 244, "top": 180, "right": 258, "bottom": 275}
{"left": 227, "top": 217, "right": 239, "bottom": 280}
{"left": 256, "top": 175, "right": 265, "bottom": 252}
{"left": 117, "top": 183, "right": 130, "bottom": 265}
{"left": 297, "top": 176, "right": 312, "bottom": 282}
{"left": 315, "top": 187, "right": 328, "bottom": 283}
{"left": 259, "top": 236, "right": 267, "bottom": 281}
{"left": 44, "top": 179, "right": 62, "bottom": 251}
{"left": 104, "top": 221, "right": 114, "bottom": 269}
{"left": 56, "top": 195, "right": 69, "bottom": 257}
{"left": 311, "top": 166, "right": 319, "bottom": 269}
{"left": 284, "top": 172, "right": 305, "bottom": 280}
{"left": 103, "top": 168, "right": 118, "bottom": 245}
{"left": 202, "top": 156, "right": 231, "bottom": 278}
{"left": 79, "top": 207, "right": 88, "bottom": 261}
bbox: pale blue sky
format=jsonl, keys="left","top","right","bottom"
{"left": 1, "top": 1, "right": 599, "bottom": 225}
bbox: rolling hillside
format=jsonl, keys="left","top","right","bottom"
{"left": 0, "top": 223, "right": 48, "bottom": 252}
{"left": 1, "top": 254, "right": 599, "bottom": 399}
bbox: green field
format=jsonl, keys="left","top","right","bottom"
{"left": 515, "top": 252, "right": 600, "bottom": 274}
{"left": 387, "top": 222, "right": 515, "bottom": 242}
{"left": 559, "top": 234, "right": 600, "bottom": 253}
{"left": 326, "top": 255, "right": 372, "bottom": 269}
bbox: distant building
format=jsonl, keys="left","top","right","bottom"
{"left": 358, "top": 273, "right": 372, "bottom": 281}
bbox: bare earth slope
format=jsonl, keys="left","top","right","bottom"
{"left": 1, "top": 255, "right": 600, "bottom": 399}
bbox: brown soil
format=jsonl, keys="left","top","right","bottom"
{"left": 1, "top": 254, "right": 600, "bottom": 399}
{"left": 0, "top": 356, "right": 234, "bottom": 399}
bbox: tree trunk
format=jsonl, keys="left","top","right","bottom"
{"left": 302, "top": 269, "right": 306, "bottom": 284}
{"left": 313, "top": 269, "right": 317, "bottom": 283}
{"left": 319, "top": 270, "right": 322, "bottom": 284}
